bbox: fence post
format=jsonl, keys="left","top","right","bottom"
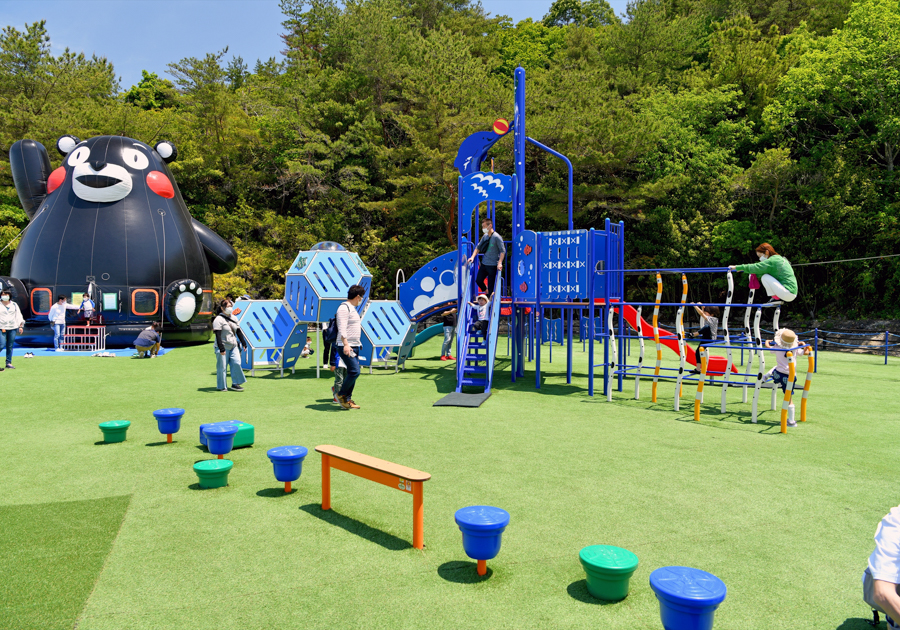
{"left": 886, "top": 330, "right": 890, "bottom": 365}
{"left": 814, "top": 328, "right": 818, "bottom": 373}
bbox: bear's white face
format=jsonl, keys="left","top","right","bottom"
{"left": 68, "top": 144, "right": 149, "bottom": 203}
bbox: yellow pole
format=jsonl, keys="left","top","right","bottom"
{"left": 780, "top": 351, "right": 795, "bottom": 434}
{"left": 694, "top": 347, "right": 706, "bottom": 421}
{"left": 652, "top": 273, "right": 662, "bottom": 403}
{"left": 801, "top": 353, "right": 814, "bottom": 422}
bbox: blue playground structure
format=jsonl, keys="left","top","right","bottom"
{"left": 232, "top": 299, "right": 307, "bottom": 377}
{"left": 401, "top": 65, "right": 810, "bottom": 427}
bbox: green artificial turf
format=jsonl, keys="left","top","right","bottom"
{"left": 0, "top": 338, "right": 896, "bottom": 629}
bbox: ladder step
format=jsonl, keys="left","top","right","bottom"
{"left": 461, "top": 377, "right": 486, "bottom": 386}
{"left": 465, "top": 354, "right": 485, "bottom": 361}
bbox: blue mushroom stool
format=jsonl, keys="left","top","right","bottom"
{"left": 153, "top": 408, "right": 184, "bottom": 443}
{"left": 649, "top": 566, "right": 727, "bottom": 630}
{"left": 203, "top": 423, "right": 239, "bottom": 459}
{"left": 267, "top": 446, "right": 308, "bottom": 493}
{"left": 454, "top": 505, "right": 510, "bottom": 576}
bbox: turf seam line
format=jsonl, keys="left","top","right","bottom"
{"left": 72, "top": 493, "right": 134, "bottom": 630}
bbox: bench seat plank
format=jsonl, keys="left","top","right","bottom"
{"left": 315, "top": 445, "right": 431, "bottom": 482}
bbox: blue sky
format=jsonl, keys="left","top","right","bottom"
{"left": 1, "top": 1, "right": 629, "bottom": 89}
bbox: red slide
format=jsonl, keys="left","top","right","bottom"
{"left": 617, "top": 304, "right": 738, "bottom": 375}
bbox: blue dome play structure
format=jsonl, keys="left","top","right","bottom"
{"left": 235, "top": 242, "right": 418, "bottom": 375}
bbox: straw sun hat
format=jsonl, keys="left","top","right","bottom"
{"left": 774, "top": 328, "right": 797, "bottom": 348}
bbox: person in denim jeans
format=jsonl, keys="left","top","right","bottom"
{"left": 335, "top": 285, "right": 365, "bottom": 410}
{"left": 212, "top": 298, "right": 248, "bottom": 392}
{"left": 0, "top": 290, "right": 25, "bottom": 370}
{"left": 440, "top": 307, "right": 457, "bottom": 360}
{"left": 47, "top": 295, "right": 78, "bottom": 351}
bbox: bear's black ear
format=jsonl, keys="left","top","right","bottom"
{"left": 56, "top": 135, "right": 81, "bottom": 156}
{"left": 154, "top": 141, "right": 177, "bottom": 163}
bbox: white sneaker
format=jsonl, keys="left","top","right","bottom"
{"left": 55, "top": 348, "right": 64, "bottom": 352}
{"left": 787, "top": 403, "right": 796, "bottom": 427}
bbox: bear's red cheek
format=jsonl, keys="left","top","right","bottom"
{"left": 47, "top": 166, "right": 66, "bottom": 193}
{"left": 146, "top": 171, "right": 174, "bottom": 198}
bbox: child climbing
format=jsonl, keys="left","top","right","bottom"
{"left": 764, "top": 328, "right": 810, "bottom": 426}
{"left": 468, "top": 293, "right": 492, "bottom": 339}
{"left": 729, "top": 243, "right": 798, "bottom": 303}
{"left": 688, "top": 304, "right": 720, "bottom": 340}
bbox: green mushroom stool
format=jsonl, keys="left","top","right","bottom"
{"left": 99, "top": 420, "right": 131, "bottom": 443}
{"left": 579, "top": 545, "right": 639, "bottom": 601}
{"left": 193, "top": 460, "right": 234, "bottom": 489}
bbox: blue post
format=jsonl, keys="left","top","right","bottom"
{"left": 814, "top": 327, "right": 818, "bottom": 373}
{"left": 617, "top": 221, "right": 625, "bottom": 392}
{"left": 886, "top": 330, "right": 889, "bottom": 365}
{"left": 567, "top": 307, "right": 573, "bottom": 384}
{"left": 588, "top": 228, "right": 595, "bottom": 396}
{"left": 603, "top": 219, "right": 611, "bottom": 396}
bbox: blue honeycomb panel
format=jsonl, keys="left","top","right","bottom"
{"left": 284, "top": 275, "right": 319, "bottom": 322}
{"left": 289, "top": 252, "right": 313, "bottom": 274}
{"left": 234, "top": 301, "right": 296, "bottom": 347}
{"left": 306, "top": 251, "right": 363, "bottom": 300}
{"left": 361, "top": 301, "right": 413, "bottom": 347}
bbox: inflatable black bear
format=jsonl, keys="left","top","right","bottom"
{"left": 3, "top": 135, "right": 237, "bottom": 346}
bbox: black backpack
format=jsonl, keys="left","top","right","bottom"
{"left": 323, "top": 316, "right": 339, "bottom": 343}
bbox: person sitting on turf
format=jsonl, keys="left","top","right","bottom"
{"left": 133, "top": 322, "right": 162, "bottom": 358}
{"left": 468, "top": 293, "right": 491, "bottom": 339}
{"left": 688, "top": 304, "right": 719, "bottom": 340}
{"left": 301, "top": 336, "right": 314, "bottom": 358}
{"left": 863, "top": 506, "right": 900, "bottom": 629}
{"left": 764, "top": 328, "right": 810, "bottom": 427}
{"left": 729, "top": 243, "right": 798, "bottom": 303}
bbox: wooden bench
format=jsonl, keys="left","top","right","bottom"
{"left": 315, "top": 445, "right": 432, "bottom": 549}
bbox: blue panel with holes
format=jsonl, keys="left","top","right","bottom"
{"left": 284, "top": 250, "right": 373, "bottom": 322}
{"left": 539, "top": 230, "right": 589, "bottom": 302}
{"left": 306, "top": 251, "right": 363, "bottom": 299}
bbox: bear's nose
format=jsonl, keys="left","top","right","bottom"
{"left": 89, "top": 161, "right": 107, "bottom": 171}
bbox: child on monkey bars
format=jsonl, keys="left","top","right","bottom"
{"left": 729, "top": 242, "right": 798, "bottom": 303}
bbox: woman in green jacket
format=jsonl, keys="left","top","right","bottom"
{"left": 729, "top": 243, "right": 798, "bottom": 302}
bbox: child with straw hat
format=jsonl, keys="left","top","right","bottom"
{"left": 764, "top": 328, "right": 811, "bottom": 426}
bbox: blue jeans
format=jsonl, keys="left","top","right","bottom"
{"left": 0, "top": 329, "right": 16, "bottom": 365}
{"left": 53, "top": 323, "right": 66, "bottom": 349}
{"left": 215, "top": 346, "right": 246, "bottom": 390}
{"left": 441, "top": 325, "right": 455, "bottom": 356}
{"left": 337, "top": 345, "right": 361, "bottom": 399}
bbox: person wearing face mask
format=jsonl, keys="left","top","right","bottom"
{"left": 0, "top": 290, "right": 25, "bottom": 371}
{"left": 335, "top": 284, "right": 366, "bottom": 410}
{"left": 467, "top": 217, "right": 506, "bottom": 298}
{"left": 212, "top": 298, "right": 248, "bottom": 392}
{"left": 47, "top": 295, "right": 80, "bottom": 351}
{"left": 729, "top": 243, "right": 798, "bottom": 303}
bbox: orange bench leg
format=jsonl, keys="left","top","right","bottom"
{"left": 321, "top": 454, "right": 331, "bottom": 510}
{"left": 413, "top": 481, "right": 424, "bottom": 549}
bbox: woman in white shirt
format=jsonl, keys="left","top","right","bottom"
{"left": 0, "top": 290, "right": 25, "bottom": 370}
{"left": 335, "top": 285, "right": 365, "bottom": 410}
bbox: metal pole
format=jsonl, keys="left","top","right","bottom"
{"left": 814, "top": 327, "right": 818, "bottom": 373}
{"left": 886, "top": 329, "right": 889, "bottom": 365}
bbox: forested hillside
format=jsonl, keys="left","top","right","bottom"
{"left": 1, "top": 0, "right": 898, "bottom": 318}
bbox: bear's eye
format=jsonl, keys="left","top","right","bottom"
{"left": 67, "top": 146, "right": 90, "bottom": 167}
{"left": 122, "top": 148, "right": 149, "bottom": 170}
